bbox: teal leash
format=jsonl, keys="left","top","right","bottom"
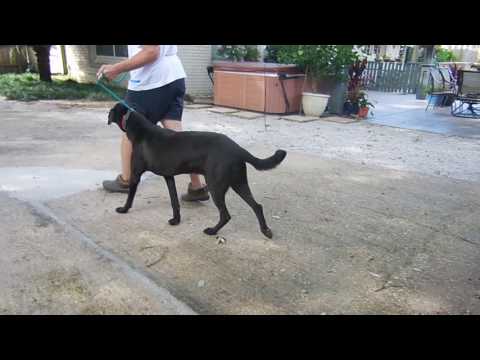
{"left": 96, "top": 73, "right": 136, "bottom": 112}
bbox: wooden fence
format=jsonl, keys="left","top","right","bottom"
{"left": 0, "top": 46, "right": 33, "bottom": 74}
{"left": 362, "top": 61, "right": 422, "bottom": 94}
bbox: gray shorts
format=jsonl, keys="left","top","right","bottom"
{"left": 125, "top": 78, "right": 186, "bottom": 124}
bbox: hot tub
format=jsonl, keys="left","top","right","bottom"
{"left": 211, "top": 61, "right": 305, "bottom": 114}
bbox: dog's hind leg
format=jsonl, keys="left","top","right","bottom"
{"left": 164, "top": 176, "right": 181, "bottom": 225}
{"left": 203, "top": 184, "right": 231, "bottom": 236}
{"left": 231, "top": 165, "right": 272, "bottom": 239}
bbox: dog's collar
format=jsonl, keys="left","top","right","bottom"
{"left": 121, "top": 110, "right": 132, "bottom": 131}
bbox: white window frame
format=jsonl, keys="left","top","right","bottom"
{"left": 90, "top": 45, "right": 128, "bottom": 65}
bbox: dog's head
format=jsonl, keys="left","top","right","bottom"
{"left": 108, "top": 102, "right": 130, "bottom": 132}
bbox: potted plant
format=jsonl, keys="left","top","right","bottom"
{"left": 275, "top": 45, "right": 357, "bottom": 117}
{"left": 344, "top": 59, "right": 368, "bottom": 116}
{"left": 357, "top": 92, "right": 374, "bottom": 118}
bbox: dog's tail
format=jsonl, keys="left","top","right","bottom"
{"left": 243, "top": 150, "right": 287, "bottom": 171}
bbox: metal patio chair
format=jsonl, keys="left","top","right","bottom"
{"left": 426, "top": 68, "right": 456, "bottom": 111}
{"left": 439, "top": 67, "right": 457, "bottom": 91}
{"left": 451, "top": 70, "right": 480, "bottom": 118}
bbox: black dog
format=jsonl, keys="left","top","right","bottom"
{"left": 108, "top": 103, "right": 287, "bottom": 238}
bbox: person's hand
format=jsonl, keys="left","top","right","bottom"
{"left": 97, "top": 64, "right": 121, "bottom": 81}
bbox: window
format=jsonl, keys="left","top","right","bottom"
{"left": 95, "top": 45, "right": 128, "bottom": 57}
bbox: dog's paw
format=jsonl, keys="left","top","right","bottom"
{"left": 116, "top": 206, "right": 129, "bottom": 214}
{"left": 262, "top": 227, "right": 273, "bottom": 239}
{"left": 168, "top": 217, "right": 180, "bottom": 226}
{"left": 203, "top": 227, "right": 217, "bottom": 236}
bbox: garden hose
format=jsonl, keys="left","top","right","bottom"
{"left": 96, "top": 72, "right": 135, "bottom": 112}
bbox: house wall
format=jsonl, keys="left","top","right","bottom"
{"left": 64, "top": 45, "right": 98, "bottom": 83}
{"left": 385, "top": 45, "right": 401, "bottom": 60}
{"left": 64, "top": 45, "right": 213, "bottom": 96}
{"left": 177, "top": 45, "right": 213, "bottom": 96}
{"left": 363, "top": 45, "right": 403, "bottom": 61}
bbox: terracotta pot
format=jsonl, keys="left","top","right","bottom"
{"left": 358, "top": 107, "right": 369, "bottom": 118}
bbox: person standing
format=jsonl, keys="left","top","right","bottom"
{"left": 98, "top": 45, "right": 209, "bottom": 202}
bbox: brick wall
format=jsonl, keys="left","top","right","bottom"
{"left": 64, "top": 45, "right": 212, "bottom": 96}
{"left": 65, "top": 45, "right": 93, "bottom": 83}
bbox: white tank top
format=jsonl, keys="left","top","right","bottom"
{"left": 127, "top": 45, "right": 187, "bottom": 91}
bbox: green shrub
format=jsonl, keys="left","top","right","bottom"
{"left": 264, "top": 45, "right": 281, "bottom": 63}
{"left": 0, "top": 73, "right": 126, "bottom": 101}
{"left": 274, "top": 45, "right": 358, "bottom": 82}
{"left": 435, "top": 48, "right": 458, "bottom": 62}
{"left": 215, "top": 45, "right": 260, "bottom": 62}
{"left": 244, "top": 46, "right": 260, "bottom": 61}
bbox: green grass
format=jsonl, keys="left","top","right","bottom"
{"left": 0, "top": 73, "right": 126, "bottom": 101}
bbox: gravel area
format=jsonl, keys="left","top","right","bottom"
{"left": 182, "top": 108, "right": 480, "bottom": 183}
{"left": 2, "top": 96, "right": 479, "bottom": 183}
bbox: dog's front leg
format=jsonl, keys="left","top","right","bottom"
{"left": 116, "top": 174, "right": 141, "bottom": 214}
{"left": 164, "top": 176, "right": 181, "bottom": 225}
{"left": 116, "top": 152, "right": 144, "bottom": 214}
{"left": 116, "top": 181, "right": 139, "bottom": 214}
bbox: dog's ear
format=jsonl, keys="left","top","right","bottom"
{"left": 116, "top": 102, "right": 129, "bottom": 115}
{"left": 108, "top": 103, "right": 128, "bottom": 125}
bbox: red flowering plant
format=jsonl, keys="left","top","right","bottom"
{"left": 343, "top": 59, "right": 374, "bottom": 115}
{"left": 347, "top": 59, "right": 368, "bottom": 104}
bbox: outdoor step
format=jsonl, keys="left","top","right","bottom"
{"left": 185, "top": 94, "right": 213, "bottom": 105}
{"left": 280, "top": 115, "right": 321, "bottom": 123}
{"left": 185, "top": 104, "right": 213, "bottom": 110}
{"left": 230, "top": 111, "right": 265, "bottom": 120}
{"left": 208, "top": 107, "right": 241, "bottom": 114}
{"left": 192, "top": 97, "right": 213, "bottom": 105}
{"left": 281, "top": 114, "right": 361, "bottom": 124}
{"left": 320, "top": 116, "right": 361, "bottom": 124}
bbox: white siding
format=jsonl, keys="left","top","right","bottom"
{"left": 177, "top": 45, "right": 213, "bottom": 96}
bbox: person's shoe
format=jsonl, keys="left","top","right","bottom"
{"left": 103, "top": 175, "right": 130, "bottom": 193}
{"left": 181, "top": 183, "right": 210, "bottom": 202}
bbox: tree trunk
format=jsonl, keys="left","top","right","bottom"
{"left": 32, "top": 45, "right": 52, "bottom": 82}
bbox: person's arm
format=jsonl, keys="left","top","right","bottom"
{"left": 97, "top": 45, "right": 160, "bottom": 81}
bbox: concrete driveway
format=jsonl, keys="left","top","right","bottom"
{"left": 367, "top": 91, "right": 480, "bottom": 140}
{"left": 1, "top": 98, "right": 479, "bottom": 314}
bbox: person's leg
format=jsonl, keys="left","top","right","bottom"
{"left": 121, "top": 133, "right": 132, "bottom": 183}
{"left": 103, "top": 90, "right": 139, "bottom": 193}
{"left": 162, "top": 119, "right": 205, "bottom": 190}
{"left": 158, "top": 79, "right": 208, "bottom": 201}
{"left": 103, "top": 133, "right": 131, "bottom": 193}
